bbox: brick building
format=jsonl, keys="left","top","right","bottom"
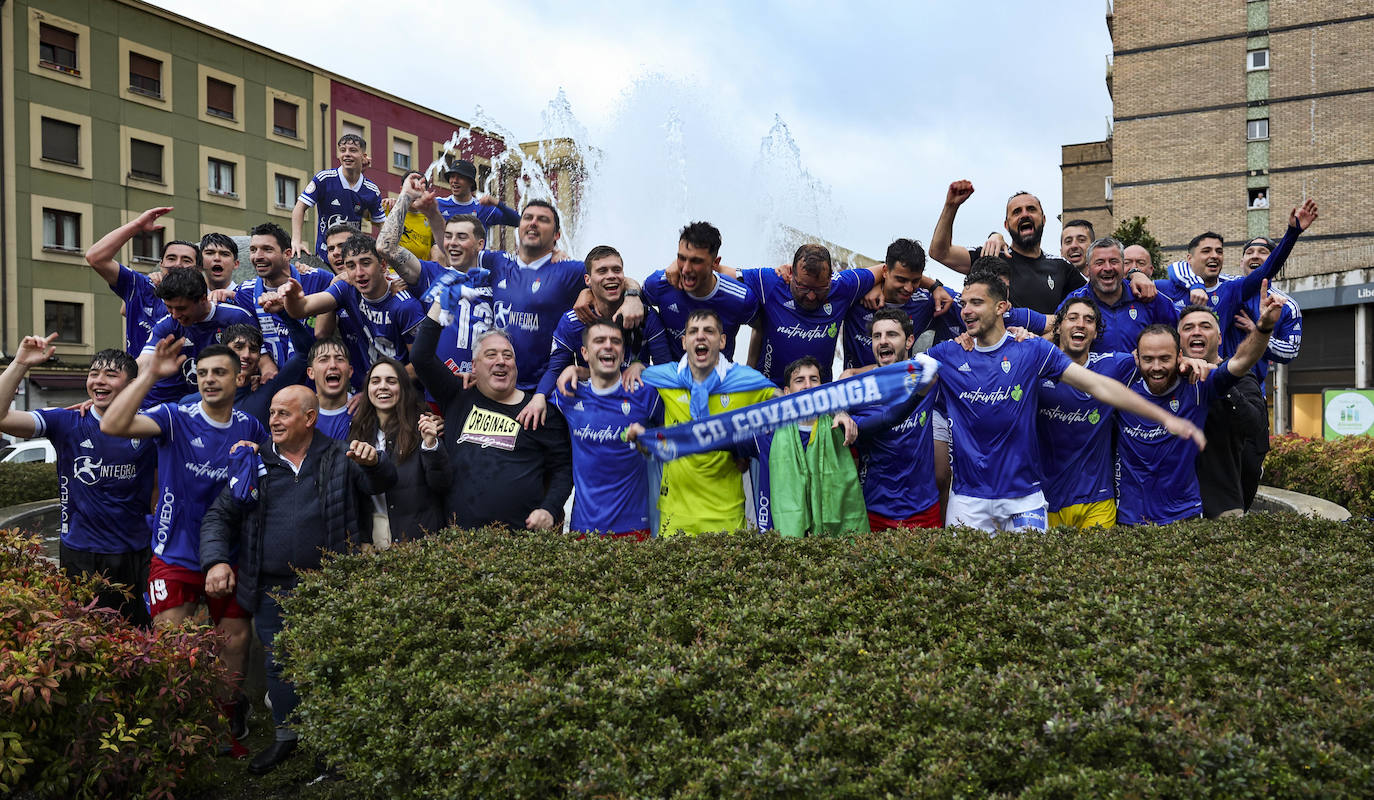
{"left": 0, "top": 0, "right": 564, "bottom": 409}
{"left": 1063, "top": 0, "right": 1374, "bottom": 434}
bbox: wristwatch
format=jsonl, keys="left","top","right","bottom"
{"left": 624, "top": 288, "right": 641, "bottom": 298}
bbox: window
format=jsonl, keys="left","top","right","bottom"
{"left": 132, "top": 227, "right": 165, "bottom": 262}
{"left": 42, "top": 208, "right": 80, "bottom": 252}
{"left": 40, "top": 117, "right": 79, "bottom": 165}
{"left": 392, "top": 138, "right": 411, "bottom": 170}
{"left": 128, "top": 51, "right": 162, "bottom": 96}
{"left": 38, "top": 23, "right": 77, "bottom": 73}
{"left": 272, "top": 98, "right": 298, "bottom": 138}
{"left": 274, "top": 174, "right": 299, "bottom": 208}
{"left": 208, "top": 158, "right": 236, "bottom": 197}
{"left": 1248, "top": 187, "right": 1270, "bottom": 209}
{"left": 1104, "top": 176, "right": 1113, "bottom": 202}
{"left": 1247, "top": 118, "right": 1269, "bottom": 141}
{"left": 206, "top": 77, "right": 235, "bottom": 119}
{"left": 1247, "top": 49, "right": 1269, "bottom": 71}
{"left": 341, "top": 121, "right": 365, "bottom": 141}
{"left": 44, "top": 300, "right": 83, "bottom": 344}
{"left": 129, "top": 138, "right": 163, "bottom": 182}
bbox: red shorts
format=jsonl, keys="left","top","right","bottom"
{"left": 147, "top": 557, "right": 250, "bottom": 622}
{"left": 868, "top": 504, "right": 943, "bottom": 531}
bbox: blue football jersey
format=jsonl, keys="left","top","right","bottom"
{"left": 926, "top": 334, "right": 1074, "bottom": 499}
{"left": 536, "top": 308, "right": 674, "bottom": 396}
{"left": 740, "top": 267, "right": 875, "bottom": 383}
{"left": 1036, "top": 351, "right": 1136, "bottom": 511}
{"left": 142, "top": 402, "right": 266, "bottom": 570}
{"left": 1115, "top": 366, "right": 1237, "bottom": 525}
{"left": 315, "top": 405, "right": 354, "bottom": 441}
{"left": 551, "top": 382, "right": 662, "bottom": 534}
{"left": 435, "top": 196, "right": 521, "bottom": 228}
{"left": 141, "top": 303, "right": 257, "bottom": 407}
{"left": 641, "top": 270, "right": 757, "bottom": 361}
{"left": 407, "top": 259, "right": 494, "bottom": 378}
{"left": 842, "top": 292, "right": 939, "bottom": 370}
{"left": 852, "top": 388, "right": 940, "bottom": 518}
{"left": 113, "top": 264, "right": 167, "bottom": 355}
{"left": 231, "top": 268, "right": 334, "bottom": 366}
{"left": 30, "top": 408, "right": 157, "bottom": 554}
{"left": 482, "top": 251, "right": 587, "bottom": 390}
{"left": 297, "top": 169, "right": 386, "bottom": 258}
{"left": 326, "top": 282, "right": 425, "bottom": 370}
{"left": 1065, "top": 284, "right": 1179, "bottom": 354}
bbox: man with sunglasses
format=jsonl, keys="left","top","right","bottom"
{"left": 738, "top": 244, "right": 883, "bottom": 384}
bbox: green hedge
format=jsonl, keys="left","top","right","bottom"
{"left": 0, "top": 528, "right": 231, "bottom": 799}
{"left": 281, "top": 516, "right": 1374, "bottom": 798}
{"left": 0, "top": 462, "right": 57, "bottom": 508}
{"left": 1264, "top": 434, "right": 1374, "bottom": 516}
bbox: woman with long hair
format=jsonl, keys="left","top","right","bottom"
{"left": 347, "top": 357, "right": 451, "bottom": 546}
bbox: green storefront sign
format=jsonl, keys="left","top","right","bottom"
{"left": 1322, "top": 389, "right": 1374, "bottom": 440}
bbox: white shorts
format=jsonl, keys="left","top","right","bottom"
{"left": 945, "top": 491, "right": 1048, "bottom": 533}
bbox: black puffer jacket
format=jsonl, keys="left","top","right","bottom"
{"left": 382, "top": 442, "right": 452, "bottom": 542}
{"left": 199, "top": 431, "right": 396, "bottom": 612}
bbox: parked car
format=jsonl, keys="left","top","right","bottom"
{"left": 0, "top": 438, "right": 56, "bottom": 464}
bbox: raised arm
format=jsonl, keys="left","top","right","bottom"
{"left": 0, "top": 333, "right": 58, "bottom": 437}
{"left": 275, "top": 276, "right": 338, "bottom": 319}
{"left": 929, "top": 181, "right": 977, "bottom": 274}
{"left": 86, "top": 207, "right": 172, "bottom": 285}
{"left": 378, "top": 174, "right": 426, "bottom": 286}
{"left": 1238, "top": 199, "right": 1317, "bottom": 300}
{"left": 1059, "top": 362, "right": 1205, "bottom": 449}
{"left": 101, "top": 334, "right": 181, "bottom": 438}
{"left": 410, "top": 309, "right": 463, "bottom": 406}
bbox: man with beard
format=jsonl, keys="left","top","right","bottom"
{"left": 850, "top": 309, "right": 942, "bottom": 530}
{"left": 930, "top": 181, "right": 1097, "bottom": 314}
{"left": 1176, "top": 303, "right": 1270, "bottom": 518}
{"left": 739, "top": 243, "right": 883, "bottom": 383}
{"left": 923, "top": 272, "right": 1201, "bottom": 532}
{"left": 1116, "top": 290, "right": 1281, "bottom": 525}
{"left": 230, "top": 223, "right": 333, "bottom": 369}
{"left": 1064, "top": 237, "right": 1178, "bottom": 353}
{"left": 841, "top": 238, "right": 944, "bottom": 370}
{"left": 1059, "top": 219, "right": 1095, "bottom": 276}
{"left": 1034, "top": 296, "right": 1136, "bottom": 529}
{"left": 139, "top": 268, "right": 258, "bottom": 408}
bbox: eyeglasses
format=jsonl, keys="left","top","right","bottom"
{"left": 790, "top": 280, "right": 829, "bottom": 299}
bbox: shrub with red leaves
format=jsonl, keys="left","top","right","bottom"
{"left": 0, "top": 528, "right": 231, "bottom": 799}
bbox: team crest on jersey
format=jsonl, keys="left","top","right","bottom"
{"left": 130, "top": 439, "right": 141, "bottom": 449}
{"left": 823, "top": 302, "right": 832, "bottom": 315}
{"left": 1129, "top": 306, "right": 1138, "bottom": 320}
{"left": 621, "top": 401, "right": 631, "bottom": 415}
{"left": 532, "top": 279, "right": 542, "bottom": 293}
{"left": 1047, "top": 276, "right": 1055, "bottom": 290}
{"left": 720, "top": 395, "right": 732, "bottom": 408}
{"left": 1001, "top": 356, "right": 1011, "bottom": 373}
{"left": 1169, "top": 398, "right": 1180, "bottom": 412}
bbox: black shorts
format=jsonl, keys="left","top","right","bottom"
{"left": 59, "top": 543, "right": 152, "bottom": 628}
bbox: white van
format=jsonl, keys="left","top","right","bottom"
{"left": 0, "top": 438, "right": 56, "bottom": 464}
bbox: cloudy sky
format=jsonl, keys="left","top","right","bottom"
{"left": 150, "top": 0, "right": 1113, "bottom": 281}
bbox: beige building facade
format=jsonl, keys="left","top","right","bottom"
{"left": 1063, "top": 0, "right": 1374, "bottom": 434}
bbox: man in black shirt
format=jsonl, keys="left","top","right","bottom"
{"left": 930, "top": 180, "right": 1147, "bottom": 315}
{"left": 412, "top": 304, "right": 573, "bottom": 530}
